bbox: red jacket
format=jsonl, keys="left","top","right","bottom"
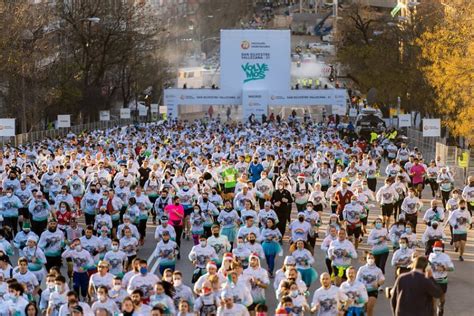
{"left": 335, "top": 189, "right": 354, "bottom": 213}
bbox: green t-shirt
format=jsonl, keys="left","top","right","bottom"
{"left": 222, "top": 167, "right": 238, "bottom": 188}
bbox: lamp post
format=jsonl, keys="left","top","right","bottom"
{"left": 21, "top": 30, "right": 34, "bottom": 134}
{"left": 80, "top": 17, "right": 100, "bottom": 123}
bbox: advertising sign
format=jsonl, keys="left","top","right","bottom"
{"left": 99, "top": 111, "right": 110, "bottom": 121}
{"left": 423, "top": 118, "right": 441, "bottom": 137}
{"left": 349, "top": 108, "right": 358, "bottom": 117}
{"left": 398, "top": 114, "right": 411, "bottom": 127}
{"left": 150, "top": 104, "right": 159, "bottom": 114}
{"left": 0, "top": 119, "right": 15, "bottom": 137}
{"left": 139, "top": 107, "right": 148, "bottom": 116}
{"left": 220, "top": 30, "right": 291, "bottom": 92}
{"left": 242, "top": 90, "right": 268, "bottom": 122}
{"left": 164, "top": 89, "right": 242, "bottom": 120}
{"left": 57, "top": 115, "right": 71, "bottom": 128}
{"left": 120, "top": 108, "right": 131, "bottom": 119}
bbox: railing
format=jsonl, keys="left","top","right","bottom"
{"left": 406, "top": 128, "right": 442, "bottom": 162}
{"left": 435, "top": 142, "right": 473, "bottom": 184}
{"left": 0, "top": 118, "right": 140, "bottom": 147}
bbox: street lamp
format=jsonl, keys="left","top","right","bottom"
{"left": 21, "top": 30, "right": 34, "bottom": 134}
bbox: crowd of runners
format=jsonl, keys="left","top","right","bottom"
{"left": 0, "top": 117, "right": 470, "bottom": 316}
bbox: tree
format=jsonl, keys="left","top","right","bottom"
{"left": 418, "top": 0, "right": 474, "bottom": 143}
{"left": 336, "top": 0, "right": 441, "bottom": 117}
{"left": 0, "top": 1, "right": 55, "bottom": 132}
{"left": 56, "top": 0, "right": 170, "bottom": 123}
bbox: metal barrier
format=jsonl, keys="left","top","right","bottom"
{"left": 435, "top": 142, "right": 474, "bottom": 184}
{"left": 0, "top": 118, "right": 142, "bottom": 147}
{"left": 406, "top": 128, "right": 442, "bottom": 161}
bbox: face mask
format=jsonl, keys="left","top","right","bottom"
{"left": 261, "top": 175, "right": 267, "bottom": 179}
{"left": 249, "top": 239, "right": 255, "bottom": 244}
{"left": 199, "top": 241, "right": 206, "bottom": 247}
{"left": 405, "top": 227, "right": 412, "bottom": 233}
{"left": 237, "top": 243, "right": 243, "bottom": 248}
{"left": 140, "top": 267, "right": 147, "bottom": 275}
{"left": 461, "top": 206, "right": 466, "bottom": 210}
{"left": 285, "top": 307, "right": 293, "bottom": 314}
{"left": 203, "top": 198, "right": 208, "bottom": 202}
{"left": 351, "top": 201, "right": 357, "bottom": 205}
{"left": 433, "top": 247, "right": 442, "bottom": 253}
{"left": 375, "top": 223, "right": 382, "bottom": 229}
{"left": 193, "top": 209, "right": 199, "bottom": 214}
{"left": 6, "top": 193, "right": 12, "bottom": 198}
{"left": 98, "top": 294, "right": 106, "bottom": 301}
{"left": 367, "top": 258, "right": 375, "bottom": 265}
{"left": 291, "top": 290, "right": 299, "bottom": 298}
{"left": 47, "top": 283, "right": 54, "bottom": 290}
{"left": 55, "top": 285, "right": 62, "bottom": 292}
{"left": 112, "top": 245, "right": 118, "bottom": 251}
{"left": 48, "top": 227, "right": 56, "bottom": 232}
{"left": 175, "top": 202, "right": 180, "bottom": 206}
{"left": 213, "top": 233, "right": 219, "bottom": 237}
{"left": 298, "top": 217, "right": 304, "bottom": 222}
{"left": 432, "top": 224, "right": 438, "bottom": 229}
{"left": 100, "top": 211, "right": 106, "bottom": 215}
{"left": 75, "top": 245, "right": 82, "bottom": 251}
{"left": 113, "top": 284, "right": 121, "bottom": 291}
{"left": 174, "top": 279, "right": 182, "bottom": 287}
{"left": 183, "top": 186, "right": 189, "bottom": 190}
{"left": 399, "top": 243, "right": 407, "bottom": 249}
{"left": 60, "top": 207, "right": 66, "bottom": 213}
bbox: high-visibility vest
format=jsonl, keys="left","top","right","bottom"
{"left": 458, "top": 152, "right": 469, "bottom": 168}
{"left": 370, "top": 132, "right": 378, "bottom": 143}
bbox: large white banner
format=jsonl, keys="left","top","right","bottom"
{"left": 268, "top": 89, "right": 347, "bottom": 107}
{"left": 398, "top": 114, "right": 411, "bottom": 127}
{"left": 242, "top": 90, "right": 268, "bottom": 122}
{"left": 57, "top": 115, "right": 71, "bottom": 128}
{"left": 0, "top": 119, "right": 15, "bottom": 137}
{"left": 120, "top": 108, "right": 131, "bottom": 119}
{"left": 99, "top": 111, "right": 110, "bottom": 121}
{"left": 220, "top": 30, "right": 291, "bottom": 93}
{"left": 269, "top": 89, "right": 348, "bottom": 115}
{"left": 423, "top": 119, "right": 441, "bottom": 137}
{"left": 164, "top": 89, "right": 242, "bottom": 120}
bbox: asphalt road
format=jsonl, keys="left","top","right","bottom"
{"left": 12, "top": 164, "right": 471, "bottom": 315}
{"left": 136, "top": 174, "right": 474, "bottom": 316}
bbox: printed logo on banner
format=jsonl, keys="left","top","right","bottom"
{"left": 242, "top": 63, "right": 269, "bottom": 83}
{"left": 241, "top": 40, "right": 250, "bottom": 50}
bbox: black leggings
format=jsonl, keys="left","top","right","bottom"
{"left": 367, "top": 178, "right": 377, "bottom": 192}
{"left": 374, "top": 251, "right": 389, "bottom": 274}
{"left": 31, "top": 219, "right": 47, "bottom": 236}
{"left": 3, "top": 217, "right": 18, "bottom": 237}
{"left": 427, "top": 179, "right": 438, "bottom": 197}
{"left": 441, "top": 191, "right": 451, "bottom": 209}
{"left": 173, "top": 225, "right": 183, "bottom": 248}
{"left": 45, "top": 255, "right": 62, "bottom": 271}
{"left": 85, "top": 213, "right": 95, "bottom": 226}
{"left": 325, "top": 258, "right": 333, "bottom": 274}
{"left": 138, "top": 219, "right": 147, "bottom": 240}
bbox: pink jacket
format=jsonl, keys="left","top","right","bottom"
{"left": 410, "top": 164, "right": 425, "bottom": 184}
{"left": 165, "top": 204, "right": 184, "bottom": 226}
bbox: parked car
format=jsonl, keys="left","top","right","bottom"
{"left": 355, "top": 109, "right": 386, "bottom": 138}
